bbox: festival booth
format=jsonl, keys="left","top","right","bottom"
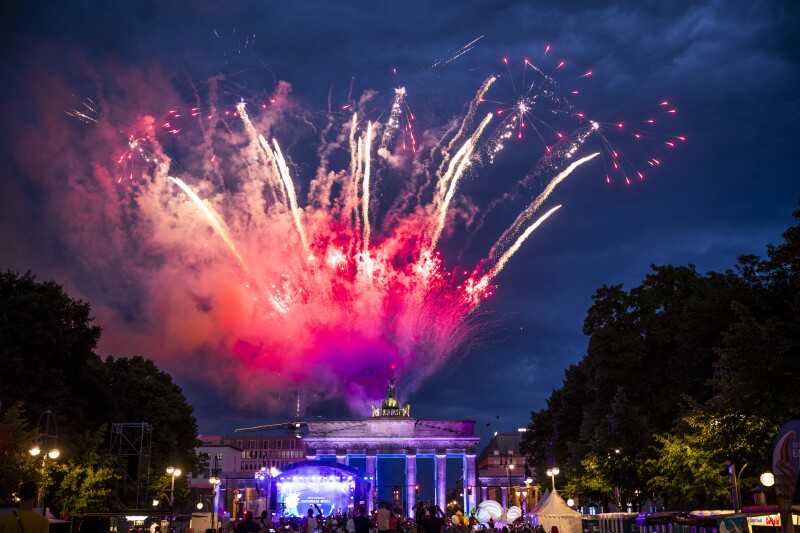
{"left": 530, "top": 489, "right": 582, "bottom": 533}
{"left": 598, "top": 512, "right": 640, "bottom": 533}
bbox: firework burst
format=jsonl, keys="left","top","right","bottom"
{"left": 94, "top": 59, "right": 678, "bottom": 413}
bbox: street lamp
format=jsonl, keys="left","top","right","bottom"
{"left": 506, "top": 464, "right": 515, "bottom": 506}
{"left": 728, "top": 462, "right": 747, "bottom": 512}
{"left": 209, "top": 476, "right": 222, "bottom": 531}
{"left": 255, "top": 467, "right": 279, "bottom": 521}
{"left": 752, "top": 471, "right": 775, "bottom": 507}
{"left": 29, "top": 410, "right": 61, "bottom": 510}
{"left": 233, "top": 490, "right": 243, "bottom": 519}
{"left": 546, "top": 468, "right": 560, "bottom": 491}
{"left": 166, "top": 466, "right": 182, "bottom": 512}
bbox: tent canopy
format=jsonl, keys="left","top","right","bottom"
{"left": 531, "top": 489, "right": 582, "bottom": 533}
{"left": 530, "top": 489, "right": 551, "bottom": 514}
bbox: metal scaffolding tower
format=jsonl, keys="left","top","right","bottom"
{"left": 110, "top": 422, "right": 153, "bottom": 509}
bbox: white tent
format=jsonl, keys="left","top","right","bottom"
{"left": 530, "top": 489, "right": 582, "bottom": 533}
{"left": 529, "top": 488, "right": 551, "bottom": 514}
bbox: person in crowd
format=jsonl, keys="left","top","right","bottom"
{"left": 236, "top": 511, "right": 261, "bottom": 533}
{"left": 421, "top": 506, "right": 444, "bottom": 533}
{"left": 414, "top": 502, "right": 426, "bottom": 533}
{"left": 258, "top": 511, "right": 272, "bottom": 533}
{"left": 304, "top": 505, "right": 322, "bottom": 533}
{"left": 375, "top": 502, "right": 391, "bottom": 533}
{"left": 353, "top": 506, "right": 371, "bottom": 533}
{"left": 0, "top": 481, "right": 50, "bottom": 533}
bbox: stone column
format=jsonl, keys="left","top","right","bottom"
{"left": 463, "top": 453, "right": 476, "bottom": 513}
{"left": 366, "top": 451, "right": 377, "bottom": 514}
{"left": 405, "top": 450, "right": 417, "bottom": 518}
{"left": 480, "top": 485, "right": 488, "bottom": 503}
{"left": 501, "top": 484, "right": 507, "bottom": 508}
{"left": 335, "top": 449, "right": 347, "bottom": 465}
{"left": 435, "top": 451, "right": 447, "bottom": 511}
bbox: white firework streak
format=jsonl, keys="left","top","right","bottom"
{"left": 431, "top": 112, "right": 494, "bottom": 249}
{"left": 488, "top": 204, "right": 562, "bottom": 280}
{"left": 431, "top": 35, "right": 484, "bottom": 68}
{"left": 271, "top": 140, "right": 311, "bottom": 254}
{"left": 380, "top": 87, "right": 406, "bottom": 150}
{"left": 438, "top": 76, "right": 496, "bottom": 178}
{"left": 236, "top": 103, "right": 285, "bottom": 202}
{"left": 362, "top": 121, "right": 373, "bottom": 252}
{"left": 490, "top": 152, "right": 600, "bottom": 260}
{"left": 168, "top": 176, "right": 292, "bottom": 315}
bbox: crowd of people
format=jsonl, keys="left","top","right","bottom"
{"left": 206, "top": 501, "right": 549, "bottom": 533}
{"left": 0, "top": 483, "right": 552, "bottom": 533}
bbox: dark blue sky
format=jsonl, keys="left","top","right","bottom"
{"left": 1, "top": 0, "right": 798, "bottom": 448}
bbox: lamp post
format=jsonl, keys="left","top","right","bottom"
{"left": 29, "top": 410, "right": 61, "bottom": 511}
{"left": 208, "top": 476, "right": 221, "bottom": 531}
{"left": 255, "top": 467, "right": 279, "bottom": 520}
{"left": 546, "top": 468, "right": 559, "bottom": 491}
{"left": 727, "top": 462, "right": 747, "bottom": 512}
{"left": 754, "top": 472, "right": 775, "bottom": 506}
{"left": 506, "top": 464, "right": 515, "bottom": 506}
{"left": 166, "top": 466, "right": 182, "bottom": 514}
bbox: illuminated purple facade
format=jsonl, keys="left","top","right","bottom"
{"left": 303, "top": 416, "right": 478, "bottom": 517}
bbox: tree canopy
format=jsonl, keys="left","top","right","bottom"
{"left": 0, "top": 271, "right": 199, "bottom": 512}
{"left": 521, "top": 202, "right": 800, "bottom": 510}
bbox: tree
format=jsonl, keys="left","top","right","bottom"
{"left": 521, "top": 201, "right": 800, "bottom": 510}
{"left": 0, "top": 403, "right": 41, "bottom": 506}
{"left": 0, "top": 271, "right": 200, "bottom": 509}
{"left": 54, "top": 426, "right": 120, "bottom": 517}
{"left": 103, "top": 356, "right": 200, "bottom": 476}
{"left": 710, "top": 204, "right": 800, "bottom": 422}
{"left": 563, "top": 452, "right": 612, "bottom": 506}
{"left": 0, "top": 271, "right": 107, "bottom": 435}
{"left": 646, "top": 409, "right": 779, "bottom": 510}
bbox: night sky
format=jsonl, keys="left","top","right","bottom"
{"left": 1, "top": 0, "right": 798, "bottom": 449}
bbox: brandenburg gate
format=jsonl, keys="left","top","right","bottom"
{"left": 302, "top": 379, "right": 479, "bottom": 517}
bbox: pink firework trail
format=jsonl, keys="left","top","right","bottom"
{"left": 107, "top": 64, "right": 677, "bottom": 414}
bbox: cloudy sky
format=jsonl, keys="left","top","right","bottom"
{"left": 1, "top": 0, "right": 798, "bottom": 447}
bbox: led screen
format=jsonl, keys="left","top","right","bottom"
{"left": 276, "top": 466, "right": 356, "bottom": 517}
